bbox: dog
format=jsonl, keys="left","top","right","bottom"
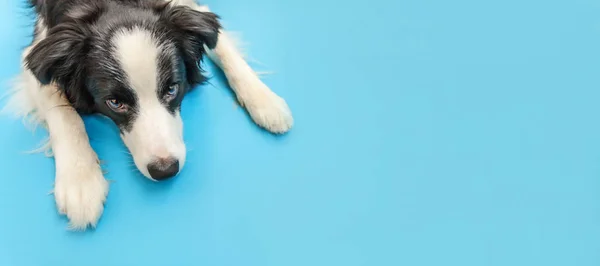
{"left": 6, "top": 0, "right": 293, "bottom": 230}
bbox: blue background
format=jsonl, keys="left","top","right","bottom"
{"left": 1, "top": 0, "right": 600, "bottom": 265}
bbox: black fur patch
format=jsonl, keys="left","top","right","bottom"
{"left": 25, "top": 0, "right": 222, "bottom": 130}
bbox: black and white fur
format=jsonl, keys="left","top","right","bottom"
{"left": 7, "top": 0, "right": 293, "bottom": 230}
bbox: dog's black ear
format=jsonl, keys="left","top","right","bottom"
{"left": 163, "top": 6, "right": 220, "bottom": 49}
{"left": 25, "top": 23, "right": 95, "bottom": 112}
{"left": 160, "top": 6, "right": 221, "bottom": 85}
{"left": 26, "top": 23, "right": 86, "bottom": 85}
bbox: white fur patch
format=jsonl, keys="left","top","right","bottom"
{"left": 112, "top": 28, "right": 186, "bottom": 179}
{"left": 112, "top": 28, "right": 160, "bottom": 99}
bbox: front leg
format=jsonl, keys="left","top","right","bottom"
{"left": 40, "top": 84, "right": 109, "bottom": 230}
{"left": 172, "top": 1, "right": 294, "bottom": 133}
{"left": 207, "top": 32, "right": 294, "bottom": 134}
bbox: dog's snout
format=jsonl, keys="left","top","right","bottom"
{"left": 147, "top": 157, "right": 180, "bottom": 181}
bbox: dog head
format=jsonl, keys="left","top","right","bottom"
{"left": 25, "top": 1, "right": 220, "bottom": 180}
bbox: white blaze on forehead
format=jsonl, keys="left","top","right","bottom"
{"left": 112, "top": 28, "right": 160, "bottom": 96}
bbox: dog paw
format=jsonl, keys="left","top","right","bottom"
{"left": 54, "top": 163, "right": 109, "bottom": 230}
{"left": 240, "top": 81, "right": 294, "bottom": 134}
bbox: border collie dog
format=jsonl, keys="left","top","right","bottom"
{"left": 7, "top": 0, "right": 293, "bottom": 230}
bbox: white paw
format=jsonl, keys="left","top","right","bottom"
{"left": 54, "top": 162, "right": 109, "bottom": 230}
{"left": 240, "top": 82, "right": 294, "bottom": 134}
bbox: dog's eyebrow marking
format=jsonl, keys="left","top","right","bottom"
{"left": 112, "top": 27, "right": 160, "bottom": 98}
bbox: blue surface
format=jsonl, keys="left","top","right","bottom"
{"left": 1, "top": 0, "right": 600, "bottom": 265}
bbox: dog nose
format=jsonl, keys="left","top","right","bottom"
{"left": 147, "top": 157, "right": 180, "bottom": 181}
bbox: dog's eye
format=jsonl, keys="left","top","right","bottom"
{"left": 106, "top": 99, "right": 127, "bottom": 112}
{"left": 166, "top": 83, "right": 179, "bottom": 100}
